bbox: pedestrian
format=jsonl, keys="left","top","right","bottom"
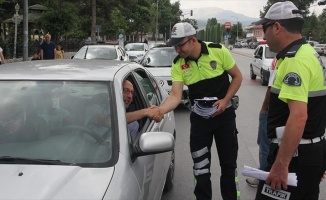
{"left": 40, "top": 33, "right": 56, "bottom": 60}
{"left": 254, "top": 1, "right": 326, "bottom": 200}
{"left": 0, "top": 46, "right": 6, "bottom": 65}
{"left": 246, "top": 57, "right": 277, "bottom": 187}
{"left": 31, "top": 53, "right": 41, "bottom": 61}
{"left": 155, "top": 22, "right": 243, "bottom": 199}
{"left": 144, "top": 38, "right": 148, "bottom": 45}
{"left": 55, "top": 44, "right": 65, "bottom": 59}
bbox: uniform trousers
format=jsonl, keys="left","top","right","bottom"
{"left": 190, "top": 107, "right": 238, "bottom": 200}
{"left": 255, "top": 139, "right": 326, "bottom": 200}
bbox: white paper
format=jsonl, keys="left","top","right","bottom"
{"left": 241, "top": 165, "right": 297, "bottom": 187}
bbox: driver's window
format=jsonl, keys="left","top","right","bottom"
{"left": 134, "top": 71, "right": 160, "bottom": 106}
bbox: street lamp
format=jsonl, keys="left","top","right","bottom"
{"left": 12, "top": 3, "right": 21, "bottom": 59}
{"left": 231, "top": 16, "right": 239, "bottom": 42}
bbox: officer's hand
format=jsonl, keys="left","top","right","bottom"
{"left": 266, "top": 161, "right": 288, "bottom": 190}
{"left": 321, "top": 171, "right": 326, "bottom": 182}
{"left": 211, "top": 99, "right": 228, "bottom": 117}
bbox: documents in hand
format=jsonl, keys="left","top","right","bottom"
{"left": 241, "top": 165, "right": 297, "bottom": 187}
{"left": 193, "top": 97, "right": 218, "bottom": 117}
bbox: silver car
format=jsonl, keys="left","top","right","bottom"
{"left": 72, "top": 44, "right": 129, "bottom": 61}
{"left": 140, "top": 45, "right": 189, "bottom": 105}
{"left": 314, "top": 44, "right": 326, "bottom": 55}
{"left": 0, "top": 60, "right": 175, "bottom": 200}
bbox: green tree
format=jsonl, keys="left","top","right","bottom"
{"left": 37, "top": 2, "right": 78, "bottom": 42}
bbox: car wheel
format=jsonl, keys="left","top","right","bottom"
{"left": 260, "top": 70, "right": 268, "bottom": 86}
{"left": 250, "top": 65, "right": 256, "bottom": 80}
{"left": 164, "top": 135, "right": 175, "bottom": 191}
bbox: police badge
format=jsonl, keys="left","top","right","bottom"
{"left": 210, "top": 60, "right": 217, "bottom": 70}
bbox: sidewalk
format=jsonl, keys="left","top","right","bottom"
{"left": 4, "top": 52, "right": 76, "bottom": 63}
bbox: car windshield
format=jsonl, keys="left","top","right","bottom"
{"left": 265, "top": 47, "right": 277, "bottom": 59}
{"left": 140, "top": 48, "right": 178, "bottom": 67}
{"left": 125, "top": 43, "right": 144, "bottom": 51}
{"left": 74, "top": 46, "right": 118, "bottom": 60}
{"left": 0, "top": 81, "right": 115, "bottom": 167}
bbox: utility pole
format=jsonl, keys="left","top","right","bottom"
{"left": 23, "top": 0, "right": 28, "bottom": 61}
{"left": 155, "top": 0, "right": 158, "bottom": 43}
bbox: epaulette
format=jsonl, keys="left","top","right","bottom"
{"left": 173, "top": 55, "right": 181, "bottom": 64}
{"left": 285, "top": 44, "right": 303, "bottom": 58}
{"left": 207, "top": 43, "right": 222, "bottom": 49}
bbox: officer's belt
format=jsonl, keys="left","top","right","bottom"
{"left": 271, "top": 135, "right": 325, "bottom": 144}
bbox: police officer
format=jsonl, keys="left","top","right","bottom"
{"left": 254, "top": 1, "right": 326, "bottom": 199}
{"left": 157, "top": 22, "right": 242, "bottom": 199}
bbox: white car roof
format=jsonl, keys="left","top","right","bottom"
{"left": 0, "top": 60, "right": 136, "bottom": 81}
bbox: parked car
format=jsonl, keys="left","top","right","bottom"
{"left": 307, "top": 40, "right": 319, "bottom": 47}
{"left": 233, "top": 42, "right": 242, "bottom": 48}
{"left": 240, "top": 41, "right": 249, "bottom": 48}
{"left": 249, "top": 42, "right": 260, "bottom": 49}
{"left": 149, "top": 42, "right": 166, "bottom": 49}
{"left": 250, "top": 44, "right": 277, "bottom": 85}
{"left": 125, "top": 42, "right": 149, "bottom": 63}
{"left": 72, "top": 45, "right": 129, "bottom": 61}
{"left": 314, "top": 44, "right": 326, "bottom": 55}
{"left": 0, "top": 60, "right": 175, "bottom": 200}
{"left": 139, "top": 45, "right": 189, "bottom": 105}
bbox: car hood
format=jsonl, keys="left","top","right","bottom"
{"left": 146, "top": 67, "right": 171, "bottom": 77}
{"left": 0, "top": 164, "right": 113, "bottom": 200}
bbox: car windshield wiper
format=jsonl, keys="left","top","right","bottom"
{"left": 0, "top": 156, "right": 74, "bottom": 165}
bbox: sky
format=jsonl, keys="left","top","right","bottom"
{"left": 170, "top": 0, "right": 324, "bottom": 18}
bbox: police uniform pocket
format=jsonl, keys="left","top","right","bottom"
{"left": 297, "top": 143, "right": 324, "bottom": 167}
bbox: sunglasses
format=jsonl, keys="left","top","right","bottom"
{"left": 174, "top": 37, "right": 193, "bottom": 49}
{"left": 262, "top": 22, "right": 276, "bottom": 33}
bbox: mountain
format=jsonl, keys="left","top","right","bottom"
{"left": 189, "top": 7, "right": 260, "bottom": 29}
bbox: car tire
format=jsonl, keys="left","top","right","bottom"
{"left": 164, "top": 137, "right": 175, "bottom": 191}
{"left": 250, "top": 65, "right": 256, "bottom": 80}
{"left": 260, "top": 70, "right": 268, "bottom": 86}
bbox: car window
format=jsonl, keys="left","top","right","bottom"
{"left": 134, "top": 70, "right": 160, "bottom": 106}
{"left": 73, "top": 46, "right": 88, "bottom": 59}
{"left": 125, "top": 43, "right": 145, "bottom": 51}
{"left": 258, "top": 47, "right": 263, "bottom": 57}
{"left": 140, "top": 48, "right": 177, "bottom": 67}
{"left": 0, "top": 81, "right": 115, "bottom": 167}
{"left": 265, "top": 47, "right": 277, "bottom": 58}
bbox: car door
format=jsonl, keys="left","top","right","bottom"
{"left": 253, "top": 46, "right": 263, "bottom": 75}
{"left": 126, "top": 69, "right": 170, "bottom": 200}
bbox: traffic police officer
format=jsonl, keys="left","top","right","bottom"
{"left": 158, "top": 22, "right": 243, "bottom": 200}
{"left": 254, "top": 1, "right": 326, "bottom": 199}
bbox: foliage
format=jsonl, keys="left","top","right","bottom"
{"left": 36, "top": 2, "right": 78, "bottom": 42}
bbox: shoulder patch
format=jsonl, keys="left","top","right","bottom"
{"left": 173, "top": 55, "right": 181, "bottom": 64}
{"left": 283, "top": 72, "right": 301, "bottom": 86}
{"left": 208, "top": 43, "right": 222, "bottom": 49}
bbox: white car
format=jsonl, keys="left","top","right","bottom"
{"left": 0, "top": 60, "right": 175, "bottom": 200}
{"left": 125, "top": 42, "right": 149, "bottom": 63}
{"left": 72, "top": 44, "right": 129, "bottom": 61}
{"left": 139, "top": 45, "right": 189, "bottom": 105}
{"left": 250, "top": 44, "right": 277, "bottom": 85}
{"left": 314, "top": 44, "right": 326, "bottom": 55}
